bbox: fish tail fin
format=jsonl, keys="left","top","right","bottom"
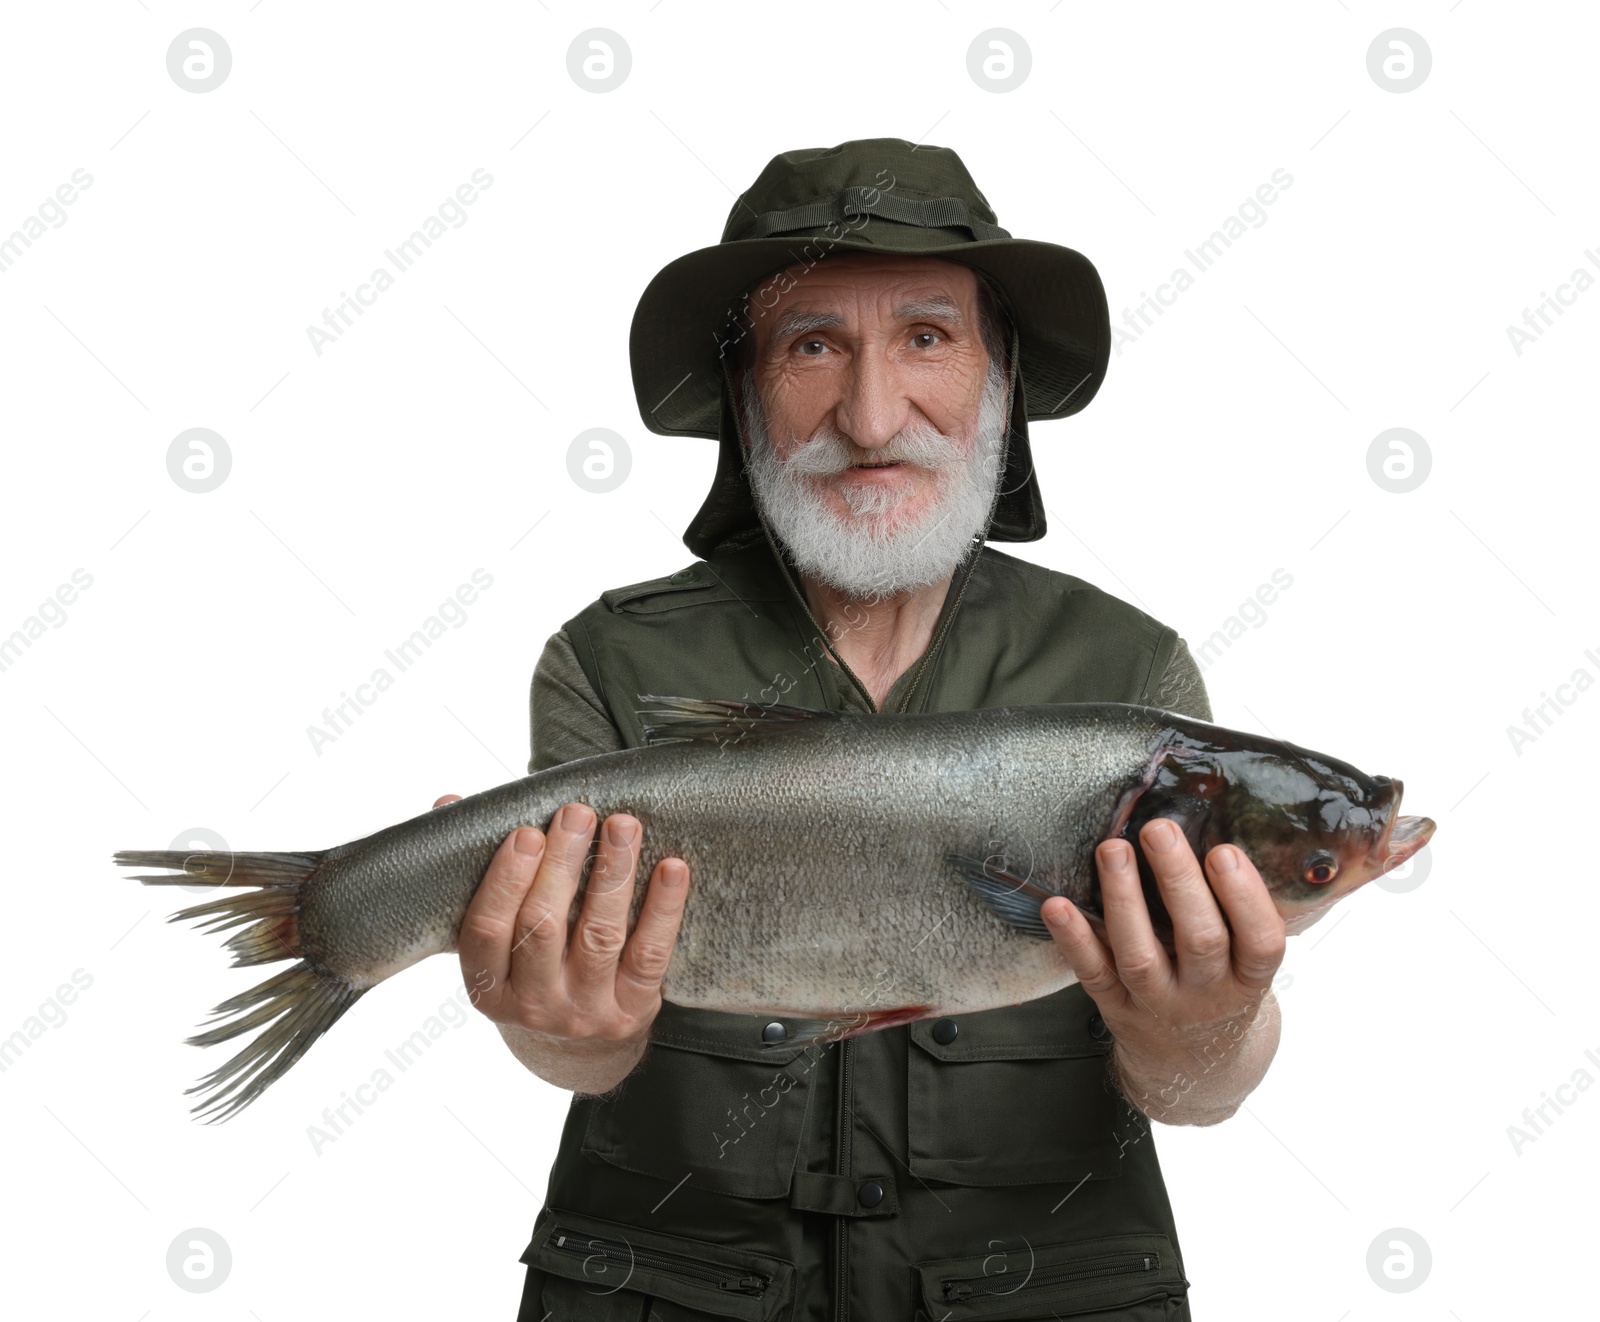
{"left": 182, "top": 962, "right": 362, "bottom": 1123}
{"left": 113, "top": 847, "right": 364, "bottom": 1122}
{"left": 115, "top": 848, "right": 325, "bottom": 968}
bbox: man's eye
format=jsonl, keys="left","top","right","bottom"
{"left": 911, "top": 331, "right": 940, "bottom": 348}
{"left": 796, "top": 339, "right": 827, "bottom": 356}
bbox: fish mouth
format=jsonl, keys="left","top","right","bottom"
{"left": 1371, "top": 779, "right": 1436, "bottom": 876}
{"left": 1380, "top": 815, "right": 1435, "bottom": 867}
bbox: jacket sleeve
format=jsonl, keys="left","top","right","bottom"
{"left": 527, "top": 626, "right": 625, "bottom": 774}
{"left": 1149, "top": 635, "right": 1213, "bottom": 723}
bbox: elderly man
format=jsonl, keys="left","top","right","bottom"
{"left": 451, "top": 139, "right": 1284, "bottom": 1320}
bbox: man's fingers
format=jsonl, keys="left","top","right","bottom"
{"left": 457, "top": 825, "right": 544, "bottom": 1004}
{"left": 511, "top": 802, "right": 596, "bottom": 999}
{"left": 1095, "top": 838, "right": 1172, "bottom": 992}
{"left": 1140, "top": 819, "right": 1231, "bottom": 985}
{"left": 1205, "top": 845, "right": 1285, "bottom": 991}
{"left": 1041, "top": 894, "right": 1127, "bottom": 1013}
{"left": 613, "top": 857, "right": 690, "bottom": 1018}
{"left": 565, "top": 813, "right": 643, "bottom": 1009}
{"left": 433, "top": 794, "right": 462, "bottom": 809}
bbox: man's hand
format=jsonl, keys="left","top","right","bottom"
{"left": 1040, "top": 819, "right": 1284, "bottom": 1125}
{"left": 432, "top": 794, "right": 690, "bottom": 1091}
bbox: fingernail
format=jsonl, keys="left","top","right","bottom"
{"left": 514, "top": 827, "right": 544, "bottom": 856}
{"left": 1147, "top": 819, "right": 1180, "bottom": 850}
{"left": 560, "top": 802, "right": 592, "bottom": 832}
{"left": 1212, "top": 846, "right": 1239, "bottom": 874}
{"left": 1098, "top": 839, "right": 1130, "bottom": 868}
{"left": 605, "top": 817, "right": 637, "bottom": 847}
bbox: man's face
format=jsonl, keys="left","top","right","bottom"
{"left": 738, "top": 253, "right": 1008, "bottom": 598}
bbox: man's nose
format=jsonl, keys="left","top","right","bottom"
{"left": 832, "top": 351, "right": 912, "bottom": 451}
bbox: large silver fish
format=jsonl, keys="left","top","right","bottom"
{"left": 114, "top": 695, "right": 1435, "bottom": 1121}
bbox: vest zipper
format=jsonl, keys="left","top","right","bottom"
{"left": 760, "top": 518, "right": 984, "bottom": 716}
{"left": 885, "top": 535, "right": 982, "bottom": 714}
{"left": 731, "top": 369, "right": 991, "bottom": 1322}
{"left": 762, "top": 529, "right": 983, "bottom": 1322}
{"left": 940, "top": 1249, "right": 1158, "bottom": 1302}
{"left": 548, "top": 1226, "right": 769, "bottom": 1298}
{"left": 834, "top": 1032, "right": 854, "bottom": 1322}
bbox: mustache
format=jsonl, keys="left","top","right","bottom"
{"left": 774, "top": 418, "right": 969, "bottom": 477}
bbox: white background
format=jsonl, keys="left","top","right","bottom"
{"left": 1, "top": 2, "right": 1595, "bottom": 1318}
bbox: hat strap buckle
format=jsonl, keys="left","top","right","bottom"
{"left": 742, "top": 185, "right": 1011, "bottom": 243}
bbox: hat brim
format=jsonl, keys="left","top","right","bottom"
{"left": 629, "top": 232, "right": 1110, "bottom": 439}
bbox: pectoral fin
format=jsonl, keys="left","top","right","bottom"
{"left": 947, "top": 851, "right": 1056, "bottom": 941}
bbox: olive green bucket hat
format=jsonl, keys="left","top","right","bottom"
{"left": 629, "top": 137, "right": 1111, "bottom": 558}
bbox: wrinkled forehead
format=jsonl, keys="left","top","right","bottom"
{"left": 746, "top": 254, "right": 980, "bottom": 343}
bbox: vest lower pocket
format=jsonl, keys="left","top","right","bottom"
{"left": 522, "top": 1205, "right": 796, "bottom": 1322}
{"left": 915, "top": 1232, "right": 1188, "bottom": 1320}
{"left": 905, "top": 984, "right": 1129, "bottom": 1186}
{"left": 580, "top": 1001, "right": 815, "bottom": 1199}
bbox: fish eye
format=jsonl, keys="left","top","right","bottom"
{"left": 1303, "top": 850, "right": 1338, "bottom": 885}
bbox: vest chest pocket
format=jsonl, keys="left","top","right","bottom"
{"left": 580, "top": 1001, "right": 816, "bottom": 1200}
{"left": 906, "top": 984, "right": 1130, "bottom": 1187}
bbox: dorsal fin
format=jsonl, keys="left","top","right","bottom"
{"left": 634, "top": 694, "right": 839, "bottom": 746}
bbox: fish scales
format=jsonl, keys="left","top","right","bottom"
{"left": 301, "top": 705, "right": 1154, "bottom": 1017}
{"left": 113, "top": 695, "right": 1435, "bottom": 1120}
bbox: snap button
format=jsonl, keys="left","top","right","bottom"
{"left": 857, "top": 1181, "right": 884, "bottom": 1208}
{"left": 930, "top": 1018, "right": 958, "bottom": 1045}
{"left": 761, "top": 1021, "right": 787, "bottom": 1043}
{"left": 1088, "top": 1012, "right": 1110, "bottom": 1041}
{"left": 668, "top": 568, "right": 698, "bottom": 584}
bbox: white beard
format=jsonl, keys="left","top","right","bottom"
{"left": 740, "top": 362, "right": 1009, "bottom": 599}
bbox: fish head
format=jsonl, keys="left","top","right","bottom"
{"left": 1213, "top": 751, "right": 1436, "bottom": 935}
{"left": 1112, "top": 723, "right": 1436, "bottom": 944}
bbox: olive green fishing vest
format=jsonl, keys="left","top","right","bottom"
{"left": 516, "top": 526, "right": 1197, "bottom": 1322}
